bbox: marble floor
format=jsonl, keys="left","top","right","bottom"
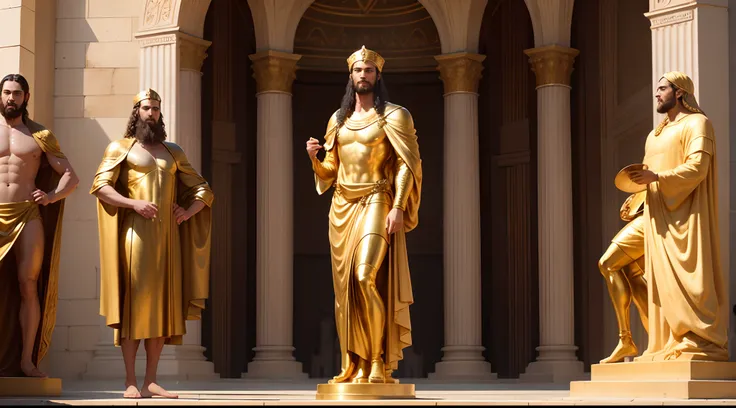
{"left": 2, "top": 379, "right": 736, "bottom": 406}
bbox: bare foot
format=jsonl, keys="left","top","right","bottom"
{"left": 141, "top": 382, "right": 178, "bottom": 399}
{"left": 600, "top": 338, "right": 638, "bottom": 364}
{"left": 123, "top": 385, "right": 141, "bottom": 399}
{"left": 328, "top": 362, "right": 355, "bottom": 384}
{"left": 20, "top": 361, "right": 47, "bottom": 378}
{"left": 349, "top": 359, "right": 370, "bottom": 384}
{"left": 368, "top": 359, "right": 386, "bottom": 383}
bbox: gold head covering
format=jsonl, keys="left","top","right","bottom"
{"left": 347, "top": 45, "right": 385, "bottom": 72}
{"left": 661, "top": 71, "right": 703, "bottom": 114}
{"left": 133, "top": 88, "right": 162, "bottom": 106}
{"left": 655, "top": 71, "right": 704, "bottom": 135}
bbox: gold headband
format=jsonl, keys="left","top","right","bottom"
{"left": 347, "top": 46, "right": 385, "bottom": 72}
{"left": 133, "top": 89, "right": 162, "bottom": 105}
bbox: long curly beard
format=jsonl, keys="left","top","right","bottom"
{"left": 135, "top": 118, "right": 166, "bottom": 145}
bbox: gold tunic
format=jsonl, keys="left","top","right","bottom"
{"left": 0, "top": 124, "right": 67, "bottom": 376}
{"left": 313, "top": 103, "right": 422, "bottom": 376}
{"left": 637, "top": 113, "right": 728, "bottom": 361}
{"left": 91, "top": 138, "right": 214, "bottom": 346}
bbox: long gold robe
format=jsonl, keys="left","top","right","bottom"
{"left": 0, "top": 121, "right": 67, "bottom": 376}
{"left": 90, "top": 138, "right": 214, "bottom": 346}
{"left": 638, "top": 113, "right": 728, "bottom": 361}
{"left": 315, "top": 103, "right": 422, "bottom": 372}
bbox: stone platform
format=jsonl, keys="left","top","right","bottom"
{"left": 0, "top": 377, "right": 62, "bottom": 397}
{"left": 570, "top": 361, "right": 736, "bottom": 399}
{"left": 2, "top": 378, "right": 736, "bottom": 405}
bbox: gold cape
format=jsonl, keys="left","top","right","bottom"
{"left": 316, "top": 103, "right": 422, "bottom": 371}
{"left": 90, "top": 137, "right": 214, "bottom": 346}
{"left": 0, "top": 121, "right": 67, "bottom": 376}
{"left": 639, "top": 113, "right": 728, "bottom": 361}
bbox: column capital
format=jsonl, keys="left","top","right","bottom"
{"left": 180, "top": 37, "right": 210, "bottom": 72}
{"left": 434, "top": 53, "right": 486, "bottom": 95}
{"left": 249, "top": 50, "right": 302, "bottom": 94}
{"left": 524, "top": 45, "right": 579, "bottom": 89}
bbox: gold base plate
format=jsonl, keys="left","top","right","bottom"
{"left": 316, "top": 383, "right": 415, "bottom": 400}
{"left": 0, "top": 377, "right": 62, "bottom": 397}
{"left": 570, "top": 361, "right": 736, "bottom": 399}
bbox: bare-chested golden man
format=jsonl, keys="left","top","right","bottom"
{"left": 0, "top": 74, "right": 79, "bottom": 378}
{"left": 306, "top": 47, "right": 422, "bottom": 384}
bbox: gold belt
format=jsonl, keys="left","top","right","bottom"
{"left": 334, "top": 179, "right": 390, "bottom": 204}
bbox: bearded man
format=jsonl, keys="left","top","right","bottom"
{"left": 628, "top": 71, "right": 728, "bottom": 362}
{"left": 90, "top": 89, "right": 214, "bottom": 398}
{"left": 305, "top": 46, "right": 422, "bottom": 385}
{"left": 0, "top": 74, "right": 79, "bottom": 378}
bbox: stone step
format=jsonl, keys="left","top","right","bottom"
{"left": 570, "top": 379, "right": 736, "bottom": 399}
{"left": 0, "top": 377, "right": 62, "bottom": 397}
{"left": 590, "top": 361, "right": 736, "bottom": 381}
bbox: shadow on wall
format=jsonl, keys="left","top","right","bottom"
{"left": 41, "top": 115, "right": 125, "bottom": 379}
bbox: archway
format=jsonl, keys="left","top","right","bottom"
{"left": 291, "top": 0, "right": 445, "bottom": 378}
{"left": 198, "top": 0, "right": 259, "bottom": 378}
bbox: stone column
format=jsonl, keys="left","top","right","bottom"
{"left": 645, "top": 0, "right": 731, "bottom": 358}
{"left": 244, "top": 50, "right": 306, "bottom": 379}
{"left": 429, "top": 52, "right": 496, "bottom": 381}
{"left": 519, "top": 44, "right": 584, "bottom": 383}
{"left": 85, "top": 30, "right": 214, "bottom": 380}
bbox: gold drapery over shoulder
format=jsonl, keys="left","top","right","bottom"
{"left": 637, "top": 113, "right": 728, "bottom": 361}
{"left": 0, "top": 122, "right": 67, "bottom": 376}
{"left": 90, "top": 138, "right": 214, "bottom": 346}
{"left": 315, "top": 103, "right": 422, "bottom": 371}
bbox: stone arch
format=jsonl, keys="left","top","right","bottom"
{"left": 292, "top": 1, "right": 443, "bottom": 72}
{"left": 522, "top": 0, "right": 574, "bottom": 46}
{"left": 285, "top": 0, "right": 471, "bottom": 55}
{"left": 418, "top": 0, "right": 488, "bottom": 53}
{"left": 138, "top": 0, "right": 212, "bottom": 39}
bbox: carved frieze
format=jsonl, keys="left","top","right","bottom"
{"left": 143, "top": 0, "right": 176, "bottom": 28}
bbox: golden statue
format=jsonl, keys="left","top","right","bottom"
{"left": 91, "top": 89, "right": 214, "bottom": 398}
{"left": 625, "top": 71, "right": 728, "bottom": 362}
{"left": 306, "top": 46, "right": 421, "bottom": 397}
{"left": 0, "top": 74, "right": 79, "bottom": 379}
{"left": 597, "top": 185, "right": 648, "bottom": 363}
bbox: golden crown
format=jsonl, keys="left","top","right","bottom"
{"left": 133, "top": 88, "right": 162, "bottom": 105}
{"left": 347, "top": 46, "right": 385, "bottom": 72}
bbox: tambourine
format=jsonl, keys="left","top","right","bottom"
{"left": 614, "top": 163, "right": 648, "bottom": 194}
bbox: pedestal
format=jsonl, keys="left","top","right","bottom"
{"left": 0, "top": 377, "right": 62, "bottom": 397}
{"left": 570, "top": 361, "right": 736, "bottom": 399}
{"left": 316, "top": 383, "right": 415, "bottom": 400}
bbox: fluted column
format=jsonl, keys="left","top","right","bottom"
{"left": 520, "top": 45, "right": 583, "bottom": 383}
{"left": 245, "top": 50, "right": 306, "bottom": 379}
{"left": 645, "top": 0, "right": 731, "bottom": 358}
{"left": 429, "top": 52, "right": 496, "bottom": 381}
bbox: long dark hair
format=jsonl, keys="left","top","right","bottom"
{"left": 335, "top": 73, "right": 390, "bottom": 126}
{"left": 0, "top": 74, "right": 30, "bottom": 123}
{"left": 124, "top": 104, "right": 167, "bottom": 140}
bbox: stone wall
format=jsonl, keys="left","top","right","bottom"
{"left": 41, "top": 0, "right": 140, "bottom": 379}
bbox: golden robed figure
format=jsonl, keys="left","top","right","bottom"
{"left": 570, "top": 71, "right": 734, "bottom": 400}
{"left": 610, "top": 71, "right": 728, "bottom": 362}
{"left": 307, "top": 46, "right": 422, "bottom": 399}
{"left": 91, "top": 89, "right": 213, "bottom": 398}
